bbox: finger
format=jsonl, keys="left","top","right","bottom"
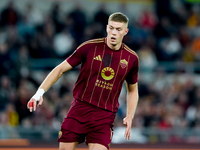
{"left": 124, "top": 124, "right": 129, "bottom": 138}
{"left": 28, "top": 99, "right": 34, "bottom": 112}
{"left": 30, "top": 103, "right": 33, "bottom": 112}
{"left": 34, "top": 99, "right": 37, "bottom": 111}
{"left": 123, "top": 118, "right": 127, "bottom": 126}
{"left": 125, "top": 129, "right": 130, "bottom": 140}
{"left": 29, "top": 101, "right": 34, "bottom": 112}
{"left": 126, "top": 128, "right": 130, "bottom": 140}
{"left": 27, "top": 100, "right": 32, "bottom": 108}
{"left": 123, "top": 120, "right": 128, "bottom": 137}
{"left": 123, "top": 120, "right": 126, "bottom": 125}
{"left": 27, "top": 102, "right": 29, "bottom": 109}
{"left": 127, "top": 128, "right": 131, "bottom": 140}
{"left": 125, "top": 124, "right": 131, "bottom": 140}
{"left": 124, "top": 128, "right": 128, "bottom": 139}
{"left": 37, "top": 96, "right": 43, "bottom": 106}
{"left": 29, "top": 102, "right": 33, "bottom": 108}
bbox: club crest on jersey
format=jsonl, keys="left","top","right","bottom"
{"left": 101, "top": 67, "right": 115, "bottom": 80}
{"left": 94, "top": 55, "right": 102, "bottom": 61}
{"left": 120, "top": 59, "right": 128, "bottom": 69}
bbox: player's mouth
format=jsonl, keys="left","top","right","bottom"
{"left": 111, "top": 37, "right": 116, "bottom": 42}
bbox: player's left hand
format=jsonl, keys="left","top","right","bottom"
{"left": 123, "top": 116, "right": 132, "bottom": 140}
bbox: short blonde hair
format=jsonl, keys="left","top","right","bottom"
{"left": 108, "top": 12, "right": 129, "bottom": 25}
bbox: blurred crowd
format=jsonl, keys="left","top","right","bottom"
{"left": 0, "top": 0, "right": 200, "bottom": 142}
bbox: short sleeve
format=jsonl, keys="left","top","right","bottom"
{"left": 125, "top": 56, "right": 139, "bottom": 84}
{"left": 66, "top": 43, "right": 89, "bottom": 67}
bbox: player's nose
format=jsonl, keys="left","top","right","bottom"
{"left": 111, "top": 29, "right": 117, "bottom": 35}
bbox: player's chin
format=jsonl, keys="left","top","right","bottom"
{"left": 110, "top": 41, "right": 117, "bottom": 45}
{"left": 111, "top": 43, "right": 117, "bottom": 47}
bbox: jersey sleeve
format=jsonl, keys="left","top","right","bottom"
{"left": 66, "top": 43, "right": 89, "bottom": 67}
{"left": 125, "top": 56, "right": 139, "bottom": 84}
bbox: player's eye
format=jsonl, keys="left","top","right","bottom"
{"left": 109, "top": 26, "right": 113, "bottom": 30}
{"left": 117, "top": 28, "right": 121, "bottom": 31}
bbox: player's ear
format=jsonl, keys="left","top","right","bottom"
{"left": 125, "top": 28, "right": 129, "bottom": 35}
{"left": 106, "top": 25, "right": 109, "bottom": 32}
{"left": 106, "top": 25, "right": 109, "bottom": 29}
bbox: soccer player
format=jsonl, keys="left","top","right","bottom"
{"left": 27, "top": 12, "right": 139, "bottom": 150}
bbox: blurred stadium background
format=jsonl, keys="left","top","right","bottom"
{"left": 0, "top": 0, "right": 200, "bottom": 149}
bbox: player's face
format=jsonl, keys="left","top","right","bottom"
{"left": 106, "top": 21, "right": 128, "bottom": 50}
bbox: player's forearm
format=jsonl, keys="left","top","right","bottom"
{"left": 37, "top": 60, "right": 72, "bottom": 92}
{"left": 29, "top": 67, "right": 63, "bottom": 102}
{"left": 126, "top": 89, "right": 139, "bottom": 119}
{"left": 38, "top": 66, "right": 65, "bottom": 92}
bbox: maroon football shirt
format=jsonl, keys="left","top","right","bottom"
{"left": 66, "top": 38, "right": 139, "bottom": 112}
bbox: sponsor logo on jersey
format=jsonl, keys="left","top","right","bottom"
{"left": 101, "top": 67, "right": 115, "bottom": 80}
{"left": 95, "top": 80, "right": 113, "bottom": 90}
{"left": 94, "top": 55, "right": 102, "bottom": 61}
{"left": 120, "top": 59, "right": 128, "bottom": 69}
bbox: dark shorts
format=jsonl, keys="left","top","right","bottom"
{"left": 57, "top": 99, "right": 116, "bottom": 149}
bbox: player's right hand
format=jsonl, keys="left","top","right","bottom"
{"left": 27, "top": 89, "right": 45, "bottom": 112}
{"left": 27, "top": 96, "right": 43, "bottom": 112}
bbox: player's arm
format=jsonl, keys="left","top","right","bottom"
{"left": 27, "top": 60, "right": 72, "bottom": 112}
{"left": 123, "top": 82, "right": 139, "bottom": 140}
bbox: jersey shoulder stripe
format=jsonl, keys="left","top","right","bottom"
{"left": 124, "top": 44, "right": 139, "bottom": 59}
{"left": 77, "top": 38, "right": 105, "bottom": 50}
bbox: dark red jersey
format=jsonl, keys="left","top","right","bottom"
{"left": 66, "top": 38, "right": 139, "bottom": 112}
